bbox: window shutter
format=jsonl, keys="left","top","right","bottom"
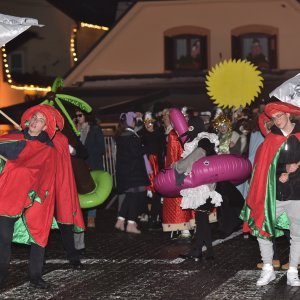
{"left": 268, "top": 35, "right": 277, "bottom": 69}
{"left": 200, "top": 36, "right": 208, "bottom": 69}
{"left": 164, "top": 36, "right": 174, "bottom": 71}
{"left": 231, "top": 35, "right": 241, "bottom": 60}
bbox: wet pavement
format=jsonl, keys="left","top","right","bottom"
{"left": 0, "top": 204, "right": 299, "bottom": 299}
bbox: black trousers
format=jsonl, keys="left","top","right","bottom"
{"left": 0, "top": 216, "right": 45, "bottom": 281}
{"left": 119, "top": 191, "right": 146, "bottom": 221}
{"left": 150, "top": 193, "right": 162, "bottom": 221}
{"left": 193, "top": 210, "right": 213, "bottom": 256}
{"left": 58, "top": 223, "right": 80, "bottom": 262}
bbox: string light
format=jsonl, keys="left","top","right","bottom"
{"left": 80, "top": 22, "right": 109, "bottom": 31}
{"left": 70, "top": 27, "right": 78, "bottom": 63}
{"left": 10, "top": 85, "right": 51, "bottom": 92}
{"left": 1, "top": 22, "right": 110, "bottom": 90}
{"left": 70, "top": 23, "right": 110, "bottom": 64}
{"left": 1, "top": 47, "right": 51, "bottom": 92}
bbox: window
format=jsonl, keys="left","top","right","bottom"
{"left": 165, "top": 34, "right": 208, "bottom": 71}
{"left": 8, "top": 51, "right": 24, "bottom": 74}
{"left": 232, "top": 33, "right": 277, "bottom": 70}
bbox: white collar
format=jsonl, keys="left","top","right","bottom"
{"left": 125, "top": 127, "right": 139, "bottom": 137}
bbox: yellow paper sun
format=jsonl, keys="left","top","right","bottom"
{"left": 205, "top": 59, "right": 264, "bottom": 108}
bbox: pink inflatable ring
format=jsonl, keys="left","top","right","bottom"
{"left": 154, "top": 154, "right": 252, "bottom": 197}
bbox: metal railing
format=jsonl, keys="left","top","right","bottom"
{"left": 103, "top": 136, "right": 117, "bottom": 187}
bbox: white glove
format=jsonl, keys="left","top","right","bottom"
{"left": 147, "top": 190, "right": 153, "bottom": 198}
{"left": 69, "top": 144, "right": 76, "bottom": 156}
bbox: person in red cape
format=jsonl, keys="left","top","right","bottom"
{"left": 21, "top": 105, "right": 85, "bottom": 269}
{"left": 241, "top": 101, "right": 300, "bottom": 287}
{"left": 0, "top": 105, "right": 58, "bottom": 289}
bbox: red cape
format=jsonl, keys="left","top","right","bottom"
{"left": 243, "top": 131, "right": 300, "bottom": 237}
{"left": 0, "top": 132, "right": 56, "bottom": 247}
{"left": 53, "top": 132, "right": 85, "bottom": 230}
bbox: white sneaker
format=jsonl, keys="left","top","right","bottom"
{"left": 256, "top": 264, "right": 276, "bottom": 286}
{"left": 287, "top": 268, "right": 300, "bottom": 286}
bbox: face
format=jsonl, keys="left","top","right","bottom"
{"left": 75, "top": 111, "right": 86, "bottom": 125}
{"left": 271, "top": 111, "right": 290, "bottom": 131}
{"left": 145, "top": 121, "right": 154, "bottom": 132}
{"left": 218, "top": 124, "right": 229, "bottom": 134}
{"left": 28, "top": 112, "right": 47, "bottom": 136}
{"left": 162, "top": 113, "right": 171, "bottom": 128}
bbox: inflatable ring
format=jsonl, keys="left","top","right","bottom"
{"left": 155, "top": 108, "right": 252, "bottom": 197}
{"left": 79, "top": 170, "right": 113, "bottom": 209}
{"left": 154, "top": 154, "right": 252, "bottom": 197}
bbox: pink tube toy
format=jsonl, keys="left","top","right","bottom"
{"left": 169, "top": 108, "right": 188, "bottom": 143}
{"left": 154, "top": 154, "right": 252, "bottom": 197}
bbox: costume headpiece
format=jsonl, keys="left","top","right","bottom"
{"left": 264, "top": 101, "right": 300, "bottom": 117}
{"left": 144, "top": 111, "right": 155, "bottom": 124}
{"left": 200, "top": 111, "right": 211, "bottom": 118}
{"left": 212, "top": 114, "right": 232, "bottom": 132}
{"left": 21, "top": 104, "right": 63, "bottom": 139}
{"left": 120, "top": 112, "right": 136, "bottom": 128}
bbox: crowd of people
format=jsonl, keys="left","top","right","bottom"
{"left": 114, "top": 100, "right": 300, "bottom": 287}
{"left": 1, "top": 95, "right": 300, "bottom": 290}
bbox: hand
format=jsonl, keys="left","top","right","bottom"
{"left": 147, "top": 190, "right": 153, "bottom": 198}
{"left": 68, "top": 145, "right": 76, "bottom": 156}
{"left": 286, "top": 163, "right": 299, "bottom": 173}
{"left": 279, "top": 173, "right": 289, "bottom": 183}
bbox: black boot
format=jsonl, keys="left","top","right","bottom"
{"left": 30, "top": 277, "right": 50, "bottom": 289}
{"left": 179, "top": 248, "right": 202, "bottom": 261}
{"left": 69, "top": 259, "right": 83, "bottom": 270}
{"left": 205, "top": 247, "right": 214, "bottom": 260}
{"left": 0, "top": 263, "right": 9, "bottom": 289}
{"left": 29, "top": 244, "right": 49, "bottom": 289}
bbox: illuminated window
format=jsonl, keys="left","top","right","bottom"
{"left": 165, "top": 35, "right": 208, "bottom": 71}
{"left": 232, "top": 33, "right": 277, "bottom": 70}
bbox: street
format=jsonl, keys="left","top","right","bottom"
{"left": 0, "top": 207, "right": 297, "bottom": 300}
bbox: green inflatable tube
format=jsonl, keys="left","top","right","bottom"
{"left": 79, "top": 170, "right": 113, "bottom": 209}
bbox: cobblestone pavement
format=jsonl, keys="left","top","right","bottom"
{"left": 0, "top": 207, "right": 299, "bottom": 299}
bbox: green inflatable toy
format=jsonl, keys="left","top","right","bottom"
{"left": 79, "top": 170, "right": 113, "bottom": 209}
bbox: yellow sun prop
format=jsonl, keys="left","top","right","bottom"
{"left": 206, "top": 59, "right": 264, "bottom": 108}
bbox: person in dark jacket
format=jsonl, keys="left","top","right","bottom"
{"left": 139, "top": 112, "right": 165, "bottom": 228}
{"left": 73, "top": 109, "right": 105, "bottom": 255}
{"left": 74, "top": 109, "right": 105, "bottom": 228}
{"left": 114, "top": 112, "right": 150, "bottom": 234}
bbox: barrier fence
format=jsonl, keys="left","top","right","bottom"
{"left": 103, "top": 135, "right": 116, "bottom": 187}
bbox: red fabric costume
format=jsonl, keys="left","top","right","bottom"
{"left": 22, "top": 105, "right": 85, "bottom": 231}
{"left": 0, "top": 132, "right": 56, "bottom": 247}
{"left": 147, "top": 154, "right": 160, "bottom": 192}
{"left": 162, "top": 129, "right": 195, "bottom": 231}
{"left": 53, "top": 132, "right": 85, "bottom": 230}
{"left": 0, "top": 104, "right": 85, "bottom": 247}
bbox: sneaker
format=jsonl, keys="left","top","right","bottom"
{"left": 287, "top": 268, "right": 300, "bottom": 286}
{"left": 126, "top": 222, "right": 141, "bottom": 234}
{"left": 180, "top": 230, "right": 191, "bottom": 238}
{"left": 257, "top": 260, "right": 280, "bottom": 269}
{"left": 256, "top": 264, "right": 276, "bottom": 286}
{"left": 114, "top": 219, "right": 125, "bottom": 231}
